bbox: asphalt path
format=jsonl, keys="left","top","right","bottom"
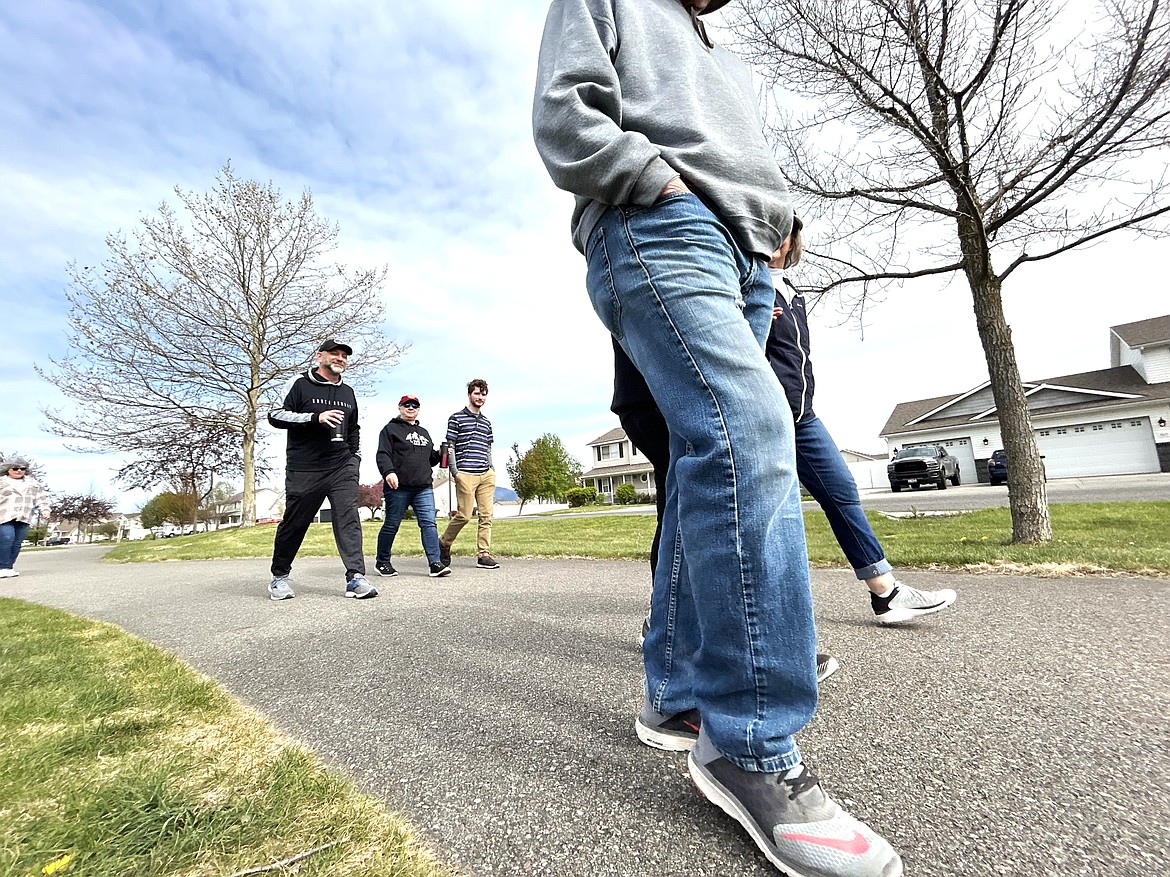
{"left": 6, "top": 546, "right": 1169, "bottom": 877}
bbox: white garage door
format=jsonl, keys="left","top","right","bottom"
{"left": 941, "top": 437, "right": 977, "bottom": 485}
{"left": 1036, "top": 417, "right": 1160, "bottom": 478}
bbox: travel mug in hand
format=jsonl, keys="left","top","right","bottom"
{"left": 330, "top": 417, "right": 345, "bottom": 443}
{"left": 440, "top": 442, "right": 448, "bottom": 468}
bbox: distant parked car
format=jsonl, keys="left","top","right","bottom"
{"left": 887, "top": 445, "right": 961, "bottom": 492}
{"left": 988, "top": 449, "right": 1008, "bottom": 486}
{"left": 44, "top": 536, "right": 71, "bottom": 546}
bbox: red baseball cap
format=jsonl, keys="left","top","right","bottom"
{"left": 399, "top": 395, "right": 420, "bottom": 406}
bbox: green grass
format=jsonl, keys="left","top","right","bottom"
{"left": 101, "top": 502, "right": 1170, "bottom": 574}
{"left": 0, "top": 599, "right": 456, "bottom": 877}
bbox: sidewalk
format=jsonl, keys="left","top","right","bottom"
{"left": 6, "top": 547, "right": 1169, "bottom": 877}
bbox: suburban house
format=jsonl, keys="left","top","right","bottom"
{"left": 881, "top": 314, "right": 1170, "bottom": 483}
{"left": 581, "top": 427, "right": 657, "bottom": 502}
{"left": 208, "top": 487, "right": 286, "bottom": 527}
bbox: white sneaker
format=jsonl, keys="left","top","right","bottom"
{"left": 871, "top": 582, "right": 956, "bottom": 624}
{"left": 0, "top": 569, "right": 15, "bottom": 578}
{"left": 269, "top": 576, "right": 295, "bottom": 601}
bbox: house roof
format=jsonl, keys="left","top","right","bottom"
{"left": 1111, "top": 314, "right": 1170, "bottom": 348}
{"left": 581, "top": 460, "right": 656, "bottom": 480}
{"left": 840, "top": 449, "right": 885, "bottom": 460}
{"left": 588, "top": 427, "right": 627, "bottom": 446}
{"left": 881, "top": 365, "right": 1170, "bottom": 437}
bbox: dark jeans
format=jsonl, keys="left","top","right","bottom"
{"left": 376, "top": 484, "right": 440, "bottom": 565}
{"left": 613, "top": 338, "right": 670, "bottom": 575}
{"left": 794, "top": 417, "right": 890, "bottom": 579}
{"left": 0, "top": 520, "right": 30, "bottom": 569}
{"left": 271, "top": 457, "right": 365, "bottom": 580}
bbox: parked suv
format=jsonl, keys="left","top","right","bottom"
{"left": 988, "top": 449, "right": 1008, "bottom": 486}
{"left": 44, "top": 536, "right": 71, "bottom": 546}
{"left": 887, "top": 445, "right": 961, "bottom": 492}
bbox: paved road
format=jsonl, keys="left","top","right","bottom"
{"left": 854, "top": 472, "right": 1170, "bottom": 515}
{"left": 542, "top": 473, "right": 1170, "bottom": 519}
{"left": 6, "top": 547, "right": 1169, "bottom": 877}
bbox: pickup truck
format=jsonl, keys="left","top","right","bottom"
{"left": 887, "top": 445, "right": 961, "bottom": 491}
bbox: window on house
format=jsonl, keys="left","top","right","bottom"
{"left": 1074, "top": 426, "right": 1085, "bottom": 433}
{"left": 1130, "top": 420, "right": 1142, "bottom": 427}
{"left": 1057, "top": 428, "right": 1067, "bottom": 434}
{"left": 1111, "top": 422, "right": 1122, "bottom": 428}
{"left": 1092, "top": 424, "right": 1103, "bottom": 431}
{"left": 1039, "top": 430, "right": 1050, "bottom": 436}
{"left": 598, "top": 444, "right": 623, "bottom": 461}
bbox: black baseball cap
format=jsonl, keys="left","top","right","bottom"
{"left": 317, "top": 339, "right": 353, "bottom": 355}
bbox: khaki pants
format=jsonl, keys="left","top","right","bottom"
{"left": 441, "top": 469, "right": 495, "bottom": 556}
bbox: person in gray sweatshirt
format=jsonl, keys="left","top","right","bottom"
{"left": 533, "top": 2, "right": 902, "bottom": 876}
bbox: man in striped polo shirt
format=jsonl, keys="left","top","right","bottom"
{"left": 439, "top": 378, "right": 500, "bottom": 570}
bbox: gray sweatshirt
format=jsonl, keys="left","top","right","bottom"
{"left": 532, "top": 0, "right": 792, "bottom": 259}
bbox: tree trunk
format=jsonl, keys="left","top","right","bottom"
{"left": 966, "top": 267, "right": 1052, "bottom": 543}
{"left": 242, "top": 390, "right": 258, "bottom": 527}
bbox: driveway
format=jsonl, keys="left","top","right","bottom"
{"left": 5, "top": 547, "right": 1168, "bottom": 877}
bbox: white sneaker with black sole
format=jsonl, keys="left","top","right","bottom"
{"left": 871, "top": 582, "right": 957, "bottom": 624}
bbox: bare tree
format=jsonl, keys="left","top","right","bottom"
{"left": 40, "top": 163, "right": 404, "bottom": 526}
{"left": 51, "top": 493, "right": 115, "bottom": 543}
{"left": 728, "top": 0, "right": 1170, "bottom": 542}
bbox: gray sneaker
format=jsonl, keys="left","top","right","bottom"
{"left": 688, "top": 730, "right": 903, "bottom": 877}
{"left": 636, "top": 656, "right": 837, "bottom": 754}
{"left": 635, "top": 701, "right": 701, "bottom": 752}
{"left": 344, "top": 575, "right": 378, "bottom": 599}
{"left": 269, "top": 576, "right": 295, "bottom": 601}
{"left": 871, "top": 582, "right": 957, "bottom": 624}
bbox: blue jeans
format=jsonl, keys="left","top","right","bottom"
{"left": 795, "top": 417, "right": 892, "bottom": 581}
{"left": 0, "top": 520, "right": 30, "bottom": 569}
{"left": 377, "top": 486, "right": 440, "bottom": 565}
{"left": 586, "top": 194, "right": 816, "bottom": 772}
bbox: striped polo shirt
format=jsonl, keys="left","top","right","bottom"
{"left": 446, "top": 407, "right": 493, "bottom": 475}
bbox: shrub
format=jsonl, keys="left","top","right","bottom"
{"left": 635, "top": 492, "right": 655, "bottom": 505}
{"left": 614, "top": 483, "right": 637, "bottom": 505}
{"left": 566, "top": 486, "right": 598, "bottom": 508}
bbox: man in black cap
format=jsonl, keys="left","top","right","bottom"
{"left": 266, "top": 340, "right": 376, "bottom": 600}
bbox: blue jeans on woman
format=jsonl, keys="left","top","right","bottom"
{"left": 586, "top": 194, "right": 816, "bottom": 772}
{"left": 794, "top": 417, "right": 892, "bottom": 581}
{"left": 0, "top": 520, "right": 31, "bottom": 570}
{"left": 376, "top": 486, "right": 440, "bottom": 566}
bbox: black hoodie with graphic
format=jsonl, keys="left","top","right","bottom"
{"left": 376, "top": 417, "right": 441, "bottom": 490}
{"left": 268, "top": 369, "right": 360, "bottom": 472}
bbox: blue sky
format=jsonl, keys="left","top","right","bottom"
{"left": 2, "top": 0, "right": 1165, "bottom": 510}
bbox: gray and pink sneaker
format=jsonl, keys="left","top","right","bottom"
{"left": 688, "top": 730, "right": 902, "bottom": 877}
